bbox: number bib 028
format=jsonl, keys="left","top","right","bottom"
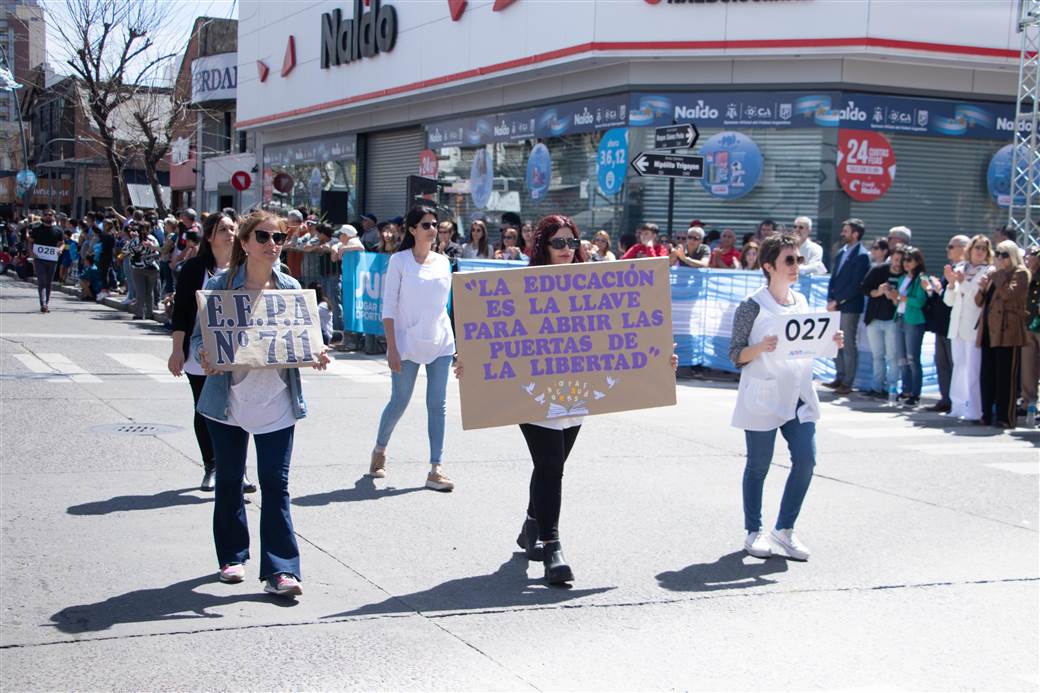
{"left": 33, "top": 245, "right": 59, "bottom": 262}
{"left": 775, "top": 311, "right": 841, "bottom": 359}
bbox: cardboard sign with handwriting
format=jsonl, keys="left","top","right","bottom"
{"left": 195, "top": 289, "right": 323, "bottom": 370}
{"left": 452, "top": 257, "right": 676, "bottom": 430}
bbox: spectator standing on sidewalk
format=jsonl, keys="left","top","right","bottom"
{"left": 861, "top": 239, "right": 897, "bottom": 398}
{"left": 825, "top": 218, "right": 870, "bottom": 395}
{"left": 975, "top": 241, "right": 1030, "bottom": 428}
{"left": 27, "top": 209, "right": 63, "bottom": 313}
{"left": 461, "top": 219, "right": 491, "bottom": 259}
{"left": 944, "top": 235, "right": 993, "bottom": 421}
{"left": 127, "top": 223, "right": 161, "bottom": 320}
{"left": 1021, "top": 246, "right": 1040, "bottom": 425}
{"left": 675, "top": 226, "right": 710, "bottom": 268}
{"left": 622, "top": 222, "right": 670, "bottom": 260}
{"left": 891, "top": 247, "right": 930, "bottom": 408}
{"left": 924, "top": 235, "right": 969, "bottom": 412}
{"left": 709, "top": 228, "right": 741, "bottom": 269}
{"left": 730, "top": 233, "right": 844, "bottom": 561}
{"left": 794, "top": 216, "right": 827, "bottom": 276}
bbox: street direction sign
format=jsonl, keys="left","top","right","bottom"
{"left": 653, "top": 123, "right": 699, "bottom": 150}
{"left": 230, "top": 170, "right": 252, "bottom": 191}
{"left": 630, "top": 151, "right": 704, "bottom": 179}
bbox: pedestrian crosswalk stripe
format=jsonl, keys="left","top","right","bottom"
{"left": 304, "top": 359, "right": 392, "bottom": 383}
{"left": 34, "top": 353, "right": 103, "bottom": 383}
{"left": 12, "top": 354, "right": 67, "bottom": 382}
{"left": 901, "top": 442, "right": 1037, "bottom": 455}
{"left": 832, "top": 427, "right": 961, "bottom": 439}
{"left": 106, "top": 353, "right": 179, "bottom": 383}
{"left": 986, "top": 462, "right": 1039, "bottom": 475}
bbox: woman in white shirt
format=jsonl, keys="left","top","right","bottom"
{"left": 455, "top": 214, "right": 678, "bottom": 584}
{"left": 943, "top": 235, "right": 994, "bottom": 420}
{"left": 728, "top": 233, "right": 844, "bottom": 562}
{"left": 194, "top": 211, "right": 331, "bottom": 598}
{"left": 370, "top": 206, "right": 457, "bottom": 491}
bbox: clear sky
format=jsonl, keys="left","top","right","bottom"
{"left": 40, "top": 0, "right": 238, "bottom": 84}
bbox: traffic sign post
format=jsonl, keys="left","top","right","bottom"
{"left": 653, "top": 123, "right": 699, "bottom": 150}
{"left": 630, "top": 152, "right": 705, "bottom": 179}
{"left": 231, "top": 170, "right": 252, "bottom": 192}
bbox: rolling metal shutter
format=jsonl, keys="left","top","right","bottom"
{"left": 631, "top": 127, "right": 823, "bottom": 237}
{"left": 364, "top": 128, "right": 425, "bottom": 220}
{"left": 848, "top": 134, "right": 1005, "bottom": 267}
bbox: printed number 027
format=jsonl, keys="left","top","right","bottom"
{"left": 785, "top": 317, "right": 830, "bottom": 342}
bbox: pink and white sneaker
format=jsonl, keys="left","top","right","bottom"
{"left": 264, "top": 573, "right": 302, "bottom": 597}
{"left": 218, "top": 563, "right": 245, "bottom": 583}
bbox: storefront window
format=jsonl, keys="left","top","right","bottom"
{"left": 263, "top": 134, "right": 357, "bottom": 223}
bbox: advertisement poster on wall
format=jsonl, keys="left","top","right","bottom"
{"left": 526, "top": 143, "right": 551, "bottom": 200}
{"left": 597, "top": 128, "right": 628, "bottom": 196}
{"left": 470, "top": 147, "right": 494, "bottom": 209}
{"left": 836, "top": 129, "right": 896, "bottom": 202}
{"left": 699, "top": 132, "right": 763, "bottom": 200}
{"left": 984, "top": 143, "right": 1040, "bottom": 208}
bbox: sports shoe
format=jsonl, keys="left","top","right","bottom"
{"left": 425, "top": 470, "right": 454, "bottom": 492}
{"left": 218, "top": 563, "right": 245, "bottom": 583}
{"left": 264, "top": 573, "right": 302, "bottom": 597}
{"left": 369, "top": 450, "right": 386, "bottom": 478}
{"left": 743, "top": 531, "right": 773, "bottom": 558}
{"left": 770, "top": 528, "right": 811, "bottom": 561}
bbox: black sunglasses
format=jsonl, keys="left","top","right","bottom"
{"left": 417, "top": 221, "right": 437, "bottom": 230}
{"left": 549, "top": 237, "right": 581, "bottom": 250}
{"left": 254, "top": 229, "right": 287, "bottom": 245}
{"left": 782, "top": 255, "right": 806, "bottom": 267}
{"left": 995, "top": 251, "right": 1010, "bottom": 259}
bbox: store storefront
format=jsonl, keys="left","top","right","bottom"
{"left": 238, "top": 0, "right": 1021, "bottom": 263}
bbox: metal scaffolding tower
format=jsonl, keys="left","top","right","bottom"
{"left": 1008, "top": 0, "right": 1040, "bottom": 247}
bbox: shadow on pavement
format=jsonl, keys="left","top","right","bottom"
{"left": 49, "top": 574, "right": 294, "bottom": 633}
{"left": 655, "top": 551, "right": 789, "bottom": 592}
{"left": 89, "top": 311, "right": 170, "bottom": 334}
{"left": 324, "top": 553, "right": 616, "bottom": 619}
{"left": 292, "top": 475, "right": 424, "bottom": 507}
{"left": 67, "top": 488, "right": 210, "bottom": 515}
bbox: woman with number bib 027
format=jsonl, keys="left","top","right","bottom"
{"left": 729, "top": 233, "right": 843, "bottom": 561}
{"left": 192, "top": 211, "right": 330, "bottom": 598}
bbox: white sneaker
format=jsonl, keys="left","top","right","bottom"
{"left": 770, "top": 528, "right": 811, "bottom": 561}
{"left": 743, "top": 531, "right": 773, "bottom": 558}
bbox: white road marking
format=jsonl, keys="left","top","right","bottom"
{"left": 106, "top": 353, "right": 179, "bottom": 383}
{"left": 985, "top": 462, "right": 1040, "bottom": 475}
{"left": 1, "top": 333, "right": 167, "bottom": 341}
{"left": 11, "top": 354, "right": 66, "bottom": 382}
{"left": 307, "top": 359, "right": 392, "bottom": 383}
{"left": 833, "top": 427, "right": 971, "bottom": 439}
{"left": 901, "top": 442, "right": 1037, "bottom": 455}
{"left": 34, "top": 353, "right": 102, "bottom": 384}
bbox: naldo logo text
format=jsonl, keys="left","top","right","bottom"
{"left": 833, "top": 101, "right": 868, "bottom": 122}
{"left": 320, "top": 0, "right": 398, "bottom": 69}
{"left": 675, "top": 100, "right": 719, "bottom": 120}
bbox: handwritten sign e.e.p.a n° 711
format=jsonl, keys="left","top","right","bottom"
{"left": 195, "top": 289, "right": 323, "bottom": 370}
{"left": 451, "top": 257, "right": 676, "bottom": 430}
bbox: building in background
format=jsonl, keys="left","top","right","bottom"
{"left": 0, "top": 0, "right": 44, "bottom": 215}
{"left": 236, "top": 0, "right": 1021, "bottom": 265}
{"left": 168, "top": 17, "right": 252, "bottom": 214}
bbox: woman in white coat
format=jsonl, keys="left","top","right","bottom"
{"left": 943, "top": 235, "right": 994, "bottom": 421}
{"left": 729, "top": 233, "right": 844, "bottom": 561}
{"left": 370, "top": 205, "right": 457, "bottom": 491}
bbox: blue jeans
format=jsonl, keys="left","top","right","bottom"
{"left": 376, "top": 355, "right": 453, "bottom": 464}
{"left": 206, "top": 420, "right": 300, "bottom": 581}
{"left": 901, "top": 320, "right": 926, "bottom": 398}
{"left": 743, "top": 416, "right": 816, "bottom": 532}
{"left": 866, "top": 319, "right": 903, "bottom": 393}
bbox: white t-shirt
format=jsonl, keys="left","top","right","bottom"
{"left": 380, "top": 251, "right": 456, "bottom": 364}
{"left": 226, "top": 369, "right": 295, "bottom": 435}
{"left": 183, "top": 269, "right": 215, "bottom": 377}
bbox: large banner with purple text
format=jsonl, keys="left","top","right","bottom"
{"left": 196, "top": 289, "right": 323, "bottom": 371}
{"left": 452, "top": 257, "right": 676, "bottom": 430}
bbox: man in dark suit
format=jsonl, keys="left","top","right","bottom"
{"left": 825, "top": 218, "right": 870, "bottom": 395}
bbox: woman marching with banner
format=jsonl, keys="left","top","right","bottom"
{"left": 728, "top": 233, "right": 844, "bottom": 561}
{"left": 192, "top": 211, "right": 331, "bottom": 598}
{"left": 455, "top": 214, "right": 679, "bottom": 585}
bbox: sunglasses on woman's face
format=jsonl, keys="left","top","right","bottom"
{"left": 504, "top": 234, "right": 517, "bottom": 241}
{"left": 254, "top": 230, "right": 287, "bottom": 245}
{"left": 549, "top": 237, "right": 581, "bottom": 250}
{"left": 996, "top": 251, "right": 1010, "bottom": 259}
{"left": 418, "top": 222, "right": 437, "bottom": 230}
{"left": 781, "top": 255, "right": 806, "bottom": 267}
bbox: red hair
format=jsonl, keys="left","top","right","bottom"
{"left": 529, "top": 214, "right": 583, "bottom": 267}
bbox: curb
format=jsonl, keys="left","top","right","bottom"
{"left": 22, "top": 276, "right": 167, "bottom": 323}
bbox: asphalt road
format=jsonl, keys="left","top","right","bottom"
{"left": 1, "top": 274, "right": 1037, "bottom": 691}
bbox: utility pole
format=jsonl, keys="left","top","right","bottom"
{"left": 1008, "top": 0, "right": 1040, "bottom": 248}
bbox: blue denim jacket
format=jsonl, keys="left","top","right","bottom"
{"left": 190, "top": 265, "right": 308, "bottom": 422}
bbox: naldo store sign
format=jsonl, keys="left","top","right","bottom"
{"left": 191, "top": 53, "right": 237, "bottom": 104}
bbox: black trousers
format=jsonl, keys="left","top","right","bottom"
{"left": 519, "top": 423, "right": 581, "bottom": 543}
{"left": 187, "top": 373, "right": 216, "bottom": 472}
{"left": 980, "top": 343, "right": 1020, "bottom": 425}
{"left": 935, "top": 334, "right": 953, "bottom": 405}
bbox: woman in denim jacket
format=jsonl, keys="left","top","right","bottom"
{"left": 191, "top": 211, "right": 330, "bottom": 598}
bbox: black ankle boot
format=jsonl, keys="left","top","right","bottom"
{"left": 516, "top": 517, "right": 544, "bottom": 561}
{"left": 542, "top": 541, "right": 574, "bottom": 584}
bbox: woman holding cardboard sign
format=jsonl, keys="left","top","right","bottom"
{"left": 455, "top": 214, "right": 679, "bottom": 585}
{"left": 729, "top": 233, "right": 844, "bottom": 562}
{"left": 370, "top": 205, "right": 457, "bottom": 491}
{"left": 192, "top": 211, "right": 330, "bottom": 599}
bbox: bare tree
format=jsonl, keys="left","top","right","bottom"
{"left": 129, "top": 86, "right": 186, "bottom": 216}
{"left": 47, "top": 0, "right": 179, "bottom": 209}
